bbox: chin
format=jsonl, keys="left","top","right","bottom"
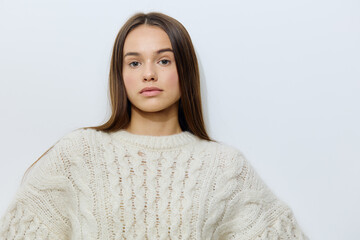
{"left": 141, "top": 107, "right": 170, "bottom": 113}
{"left": 133, "top": 102, "right": 179, "bottom": 114}
{"left": 131, "top": 104, "right": 166, "bottom": 113}
{"left": 130, "top": 98, "right": 180, "bottom": 114}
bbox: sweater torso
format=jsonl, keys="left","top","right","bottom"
{"left": 0, "top": 129, "right": 308, "bottom": 239}
{"left": 68, "top": 129, "right": 225, "bottom": 239}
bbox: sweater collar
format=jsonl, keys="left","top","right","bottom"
{"left": 110, "top": 130, "right": 199, "bottom": 150}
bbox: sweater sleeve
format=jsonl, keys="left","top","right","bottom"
{"left": 0, "top": 129, "right": 84, "bottom": 240}
{"left": 212, "top": 151, "right": 309, "bottom": 240}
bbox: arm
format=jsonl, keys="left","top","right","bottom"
{"left": 0, "top": 130, "right": 83, "bottom": 240}
{"left": 212, "top": 151, "right": 308, "bottom": 240}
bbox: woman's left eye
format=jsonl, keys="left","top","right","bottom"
{"left": 159, "top": 59, "right": 170, "bottom": 65}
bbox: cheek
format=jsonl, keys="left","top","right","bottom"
{"left": 165, "top": 70, "right": 180, "bottom": 92}
{"left": 123, "top": 72, "right": 138, "bottom": 95}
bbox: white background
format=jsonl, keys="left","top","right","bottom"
{"left": 1, "top": 0, "right": 359, "bottom": 239}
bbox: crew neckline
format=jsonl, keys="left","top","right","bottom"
{"left": 110, "top": 130, "right": 199, "bottom": 150}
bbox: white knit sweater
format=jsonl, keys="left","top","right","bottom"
{"left": 0, "top": 129, "right": 308, "bottom": 239}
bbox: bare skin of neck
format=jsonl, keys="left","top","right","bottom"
{"left": 125, "top": 102, "right": 182, "bottom": 136}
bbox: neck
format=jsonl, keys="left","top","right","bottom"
{"left": 125, "top": 104, "right": 182, "bottom": 136}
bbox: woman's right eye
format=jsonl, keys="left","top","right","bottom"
{"left": 129, "top": 61, "right": 140, "bottom": 67}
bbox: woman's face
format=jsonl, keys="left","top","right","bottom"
{"left": 122, "top": 25, "right": 181, "bottom": 114}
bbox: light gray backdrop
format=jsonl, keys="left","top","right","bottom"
{"left": 0, "top": 0, "right": 359, "bottom": 239}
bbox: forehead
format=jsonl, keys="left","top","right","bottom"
{"left": 123, "top": 25, "right": 172, "bottom": 53}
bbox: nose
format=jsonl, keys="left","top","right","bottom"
{"left": 143, "top": 63, "right": 157, "bottom": 82}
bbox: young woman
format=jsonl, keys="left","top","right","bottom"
{"left": 0, "top": 12, "right": 308, "bottom": 239}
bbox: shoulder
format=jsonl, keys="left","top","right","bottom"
{"left": 55, "top": 127, "right": 107, "bottom": 148}
{"left": 26, "top": 128, "right": 101, "bottom": 176}
{"left": 59, "top": 127, "right": 97, "bottom": 143}
{"left": 200, "top": 139, "right": 248, "bottom": 169}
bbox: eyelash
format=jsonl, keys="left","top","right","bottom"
{"left": 128, "top": 59, "right": 171, "bottom": 68}
{"left": 129, "top": 61, "right": 140, "bottom": 67}
{"left": 159, "top": 59, "right": 170, "bottom": 65}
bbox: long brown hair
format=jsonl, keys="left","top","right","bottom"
{"left": 86, "top": 12, "right": 212, "bottom": 141}
{"left": 25, "top": 12, "right": 213, "bottom": 179}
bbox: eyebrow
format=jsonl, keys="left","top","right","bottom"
{"left": 124, "top": 48, "right": 173, "bottom": 58}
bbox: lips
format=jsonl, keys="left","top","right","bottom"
{"left": 139, "top": 87, "right": 163, "bottom": 93}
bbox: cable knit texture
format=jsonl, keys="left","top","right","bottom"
{"left": 0, "top": 129, "right": 308, "bottom": 239}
